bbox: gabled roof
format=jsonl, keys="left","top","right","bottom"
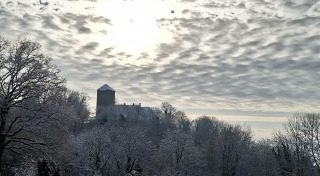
{"left": 98, "top": 84, "right": 115, "bottom": 91}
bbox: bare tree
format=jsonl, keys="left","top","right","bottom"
{"left": 111, "top": 126, "right": 151, "bottom": 176}
{"left": 174, "top": 111, "right": 190, "bottom": 132}
{"left": 248, "top": 140, "right": 279, "bottom": 176}
{"left": 161, "top": 102, "right": 176, "bottom": 120}
{"left": 273, "top": 113, "right": 318, "bottom": 176}
{"left": 64, "top": 91, "right": 90, "bottom": 135}
{"left": 295, "top": 113, "right": 320, "bottom": 173}
{"left": 156, "top": 130, "right": 203, "bottom": 176}
{"left": 193, "top": 116, "right": 220, "bottom": 146}
{"left": 75, "top": 127, "right": 116, "bottom": 176}
{"left": 219, "top": 125, "right": 252, "bottom": 176}
{"left": 75, "top": 125, "right": 152, "bottom": 176}
{"left": 0, "top": 37, "right": 65, "bottom": 168}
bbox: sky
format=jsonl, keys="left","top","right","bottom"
{"left": 1, "top": 0, "right": 320, "bottom": 138}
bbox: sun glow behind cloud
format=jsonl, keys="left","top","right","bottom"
{"left": 95, "top": 0, "right": 176, "bottom": 55}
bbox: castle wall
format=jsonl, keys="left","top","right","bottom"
{"left": 96, "top": 105, "right": 155, "bottom": 122}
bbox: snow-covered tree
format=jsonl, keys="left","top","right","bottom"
{"left": 75, "top": 126, "right": 116, "bottom": 176}
{"left": 74, "top": 125, "right": 152, "bottom": 176}
{"left": 0, "top": 37, "right": 65, "bottom": 169}
{"left": 155, "top": 130, "right": 203, "bottom": 176}
{"left": 273, "top": 113, "right": 319, "bottom": 176}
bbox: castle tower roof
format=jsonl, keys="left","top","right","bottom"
{"left": 98, "top": 84, "right": 115, "bottom": 91}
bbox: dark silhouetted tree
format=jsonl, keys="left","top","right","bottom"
{"left": 0, "top": 37, "right": 65, "bottom": 169}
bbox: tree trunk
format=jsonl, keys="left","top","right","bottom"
{"left": 0, "top": 108, "right": 8, "bottom": 171}
{"left": 0, "top": 144, "right": 4, "bottom": 173}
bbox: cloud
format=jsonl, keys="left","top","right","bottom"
{"left": 41, "top": 15, "right": 62, "bottom": 30}
{"left": 59, "top": 13, "right": 111, "bottom": 34}
{"left": 1, "top": 0, "right": 320, "bottom": 118}
{"left": 77, "top": 42, "right": 99, "bottom": 54}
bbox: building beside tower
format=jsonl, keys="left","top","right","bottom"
{"left": 96, "top": 84, "right": 154, "bottom": 121}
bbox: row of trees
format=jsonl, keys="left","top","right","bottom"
{"left": 1, "top": 37, "right": 320, "bottom": 176}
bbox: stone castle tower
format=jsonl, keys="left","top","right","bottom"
{"left": 96, "top": 84, "right": 155, "bottom": 121}
{"left": 96, "top": 84, "right": 115, "bottom": 115}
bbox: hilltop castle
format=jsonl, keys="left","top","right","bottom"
{"left": 96, "top": 84, "right": 154, "bottom": 121}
